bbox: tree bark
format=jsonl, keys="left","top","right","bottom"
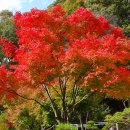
{"left": 59, "top": 77, "right": 68, "bottom": 122}
{"left": 79, "top": 114, "right": 84, "bottom": 130}
{"left": 42, "top": 83, "right": 61, "bottom": 123}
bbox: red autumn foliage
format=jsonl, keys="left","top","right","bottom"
{"left": 0, "top": 4, "right": 130, "bottom": 101}
{"left": 0, "top": 38, "right": 17, "bottom": 57}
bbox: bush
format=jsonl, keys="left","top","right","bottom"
{"left": 56, "top": 123, "right": 77, "bottom": 130}
{"left": 85, "top": 120, "right": 99, "bottom": 130}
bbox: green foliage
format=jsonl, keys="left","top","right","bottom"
{"left": 41, "top": 101, "right": 55, "bottom": 128}
{"left": 12, "top": 108, "right": 41, "bottom": 130}
{"left": 1, "top": 20, "right": 18, "bottom": 44}
{"left": 50, "top": 86, "right": 109, "bottom": 123}
{"left": 56, "top": 123, "right": 77, "bottom": 130}
{"left": 52, "top": 0, "right": 84, "bottom": 15}
{"left": 0, "top": 112, "right": 8, "bottom": 130}
{"left": 8, "top": 89, "right": 108, "bottom": 129}
{"left": 0, "top": 112, "right": 15, "bottom": 130}
{"left": 49, "top": 87, "right": 109, "bottom": 123}
{"left": 62, "top": 0, "right": 84, "bottom": 15}
{"left": 42, "top": 89, "right": 109, "bottom": 125}
{"left": 7, "top": 99, "right": 55, "bottom": 129}
{"left": 70, "top": 89, "right": 109, "bottom": 122}
{"left": 0, "top": 45, "right": 5, "bottom": 64}
{"left": 0, "top": 10, "right": 18, "bottom": 44}
{"left": 84, "top": 0, "right": 116, "bottom": 24}
{"left": 102, "top": 107, "right": 130, "bottom": 130}
{"left": 85, "top": 120, "right": 99, "bottom": 130}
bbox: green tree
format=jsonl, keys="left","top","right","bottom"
{"left": 0, "top": 10, "right": 17, "bottom": 44}
{"left": 102, "top": 107, "right": 130, "bottom": 130}
{"left": 52, "top": 0, "right": 84, "bottom": 14}
{"left": 0, "top": 112, "right": 8, "bottom": 130}
{"left": 13, "top": 109, "right": 41, "bottom": 130}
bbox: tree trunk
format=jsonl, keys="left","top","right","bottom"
{"left": 61, "top": 77, "right": 68, "bottom": 122}
{"left": 79, "top": 114, "right": 84, "bottom": 130}
{"left": 42, "top": 83, "right": 61, "bottom": 124}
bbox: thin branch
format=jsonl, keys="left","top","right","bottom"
{"left": 74, "top": 93, "right": 92, "bottom": 107}
{"left": 122, "top": 100, "right": 128, "bottom": 108}
{"left": 42, "top": 83, "right": 55, "bottom": 104}
{"left": 42, "top": 83, "right": 60, "bottom": 123}
{"left": 68, "top": 79, "right": 79, "bottom": 119}
{"left": 70, "top": 78, "right": 79, "bottom": 110}
{"left": 71, "top": 84, "right": 78, "bottom": 105}
{"left": 51, "top": 86, "right": 62, "bottom": 98}
{"left": 7, "top": 89, "right": 44, "bottom": 107}
{"left": 45, "top": 125, "right": 55, "bottom": 130}
{"left": 58, "top": 77, "right": 63, "bottom": 95}
{"left": 70, "top": 76, "right": 79, "bottom": 104}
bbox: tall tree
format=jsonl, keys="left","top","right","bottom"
{"left": 0, "top": 5, "right": 130, "bottom": 123}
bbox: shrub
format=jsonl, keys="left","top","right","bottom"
{"left": 102, "top": 107, "right": 130, "bottom": 130}
{"left": 85, "top": 120, "right": 99, "bottom": 130}
{"left": 56, "top": 123, "right": 77, "bottom": 130}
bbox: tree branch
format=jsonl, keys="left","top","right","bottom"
{"left": 70, "top": 76, "right": 80, "bottom": 105}
{"left": 51, "top": 85, "right": 62, "bottom": 99}
{"left": 70, "top": 78, "right": 79, "bottom": 112}
{"left": 61, "top": 77, "right": 68, "bottom": 122}
{"left": 58, "top": 77, "right": 63, "bottom": 95}
{"left": 42, "top": 83, "right": 61, "bottom": 123}
{"left": 74, "top": 93, "right": 92, "bottom": 107}
{"left": 7, "top": 89, "right": 44, "bottom": 107}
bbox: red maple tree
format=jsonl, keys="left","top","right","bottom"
{"left": 0, "top": 5, "right": 130, "bottom": 123}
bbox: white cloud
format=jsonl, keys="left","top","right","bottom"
{"left": 29, "top": 0, "right": 34, "bottom": 2}
{"left": 0, "top": 0, "right": 26, "bottom": 11}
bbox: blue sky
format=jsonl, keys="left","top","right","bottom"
{"left": 0, "top": 0, "right": 56, "bottom": 13}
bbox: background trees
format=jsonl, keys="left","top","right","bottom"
{"left": 0, "top": 10, "right": 17, "bottom": 44}
{"left": 103, "top": 107, "right": 130, "bottom": 130}
{"left": 52, "top": 0, "right": 130, "bottom": 36}
{"left": 0, "top": 10, "right": 18, "bottom": 65}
